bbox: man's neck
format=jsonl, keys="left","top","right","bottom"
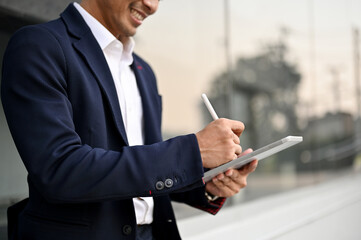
{"left": 117, "top": 36, "right": 130, "bottom": 46}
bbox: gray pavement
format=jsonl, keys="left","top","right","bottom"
{"left": 177, "top": 169, "right": 361, "bottom": 240}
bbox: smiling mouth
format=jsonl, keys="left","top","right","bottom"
{"left": 131, "top": 9, "right": 145, "bottom": 22}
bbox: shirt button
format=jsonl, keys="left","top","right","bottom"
{"left": 156, "top": 181, "right": 164, "bottom": 190}
{"left": 123, "top": 225, "right": 132, "bottom": 235}
{"left": 165, "top": 179, "right": 173, "bottom": 188}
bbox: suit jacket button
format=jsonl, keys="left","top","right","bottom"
{"left": 165, "top": 179, "right": 173, "bottom": 188}
{"left": 123, "top": 225, "right": 132, "bottom": 235}
{"left": 156, "top": 181, "right": 164, "bottom": 190}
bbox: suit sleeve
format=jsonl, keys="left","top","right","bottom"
{"left": 1, "top": 25, "right": 205, "bottom": 204}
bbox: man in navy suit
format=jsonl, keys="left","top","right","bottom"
{"left": 1, "top": 0, "right": 258, "bottom": 239}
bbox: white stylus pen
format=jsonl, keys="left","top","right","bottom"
{"left": 201, "top": 93, "right": 219, "bottom": 120}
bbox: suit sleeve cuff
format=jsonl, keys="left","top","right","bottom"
{"left": 194, "top": 195, "right": 226, "bottom": 215}
{"left": 190, "top": 186, "right": 227, "bottom": 215}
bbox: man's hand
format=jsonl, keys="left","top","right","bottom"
{"left": 195, "top": 118, "right": 244, "bottom": 168}
{"left": 205, "top": 148, "right": 258, "bottom": 198}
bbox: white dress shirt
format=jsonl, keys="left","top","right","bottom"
{"left": 74, "top": 2, "right": 154, "bottom": 225}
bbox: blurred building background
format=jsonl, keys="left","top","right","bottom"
{"left": 0, "top": 0, "right": 361, "bottom": 239}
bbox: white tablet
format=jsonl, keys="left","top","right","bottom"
{"left": 203, "top": 136, "right": 303, "bottom": 182}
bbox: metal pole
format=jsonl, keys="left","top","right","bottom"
{"left": 309, "top": 0, "right": 317, "bottom": 117}
{"left": 353, "top": 27, "right": 361, "bottom": 146}
{"left": 354, "top": 28, "right": 360, "bottom": 119}
{"left": 224, "top": 0, "right": 233, "bottom": 119}
{"left": 329, "top": 67, "right": 341, "bottom": 113}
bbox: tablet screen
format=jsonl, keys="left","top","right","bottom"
{"left": 203, "top": 136, "right": 303, "bottom": 182}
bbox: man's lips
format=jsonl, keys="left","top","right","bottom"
{"left": 130, "top": 8, "right": 146, "bottom": 23}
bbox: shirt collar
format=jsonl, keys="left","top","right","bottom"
{"left": 73, "top": 2, "right": 134, "bottom": 65}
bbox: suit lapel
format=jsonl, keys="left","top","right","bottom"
{"left": 61, "top": 4, "right": 129, "bottom": 145}
{"left": 132, "top": 60, "right": 162, "bottom": 144}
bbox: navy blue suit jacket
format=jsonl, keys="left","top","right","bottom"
{"left": 1, "top": 4, "right": 225, "bottom": 240}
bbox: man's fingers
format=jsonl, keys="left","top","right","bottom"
{"left": 246, "top": 159, "right": 258, "bottom": 172}
{"left": 235, "top": 144, "right": 242, "bottom": 156}
{"left": 206, "top": 157, "right": 258, "bottom": 198}
{"left": 212, "top": 178, "right": 237, "bottom": 197}
{"left": 230, "top": 120, "right": 245, "bottom": 137}
{"left": 240, "top": 148, "right": 253, "bottom": 156}
{"left": 225, "top": 169, "right": 237, "bottom": 180}
{"left": 226, "top": 169, "right": 247, "bottom": 189}
{"left": 217, "top": 118, "right": 245, "bottom": 137}
{"left": 239, "top": 159, "right": 258, "bottom": 174}
{"left": 196, "top": 118, "right": 246, "bottom": 168}
{"left": 232, "top": 133, "right": 240, "bottom": 145}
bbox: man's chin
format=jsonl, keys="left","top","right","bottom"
{"left": 118, "top": 31, "right": 137, "bottom": 43}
